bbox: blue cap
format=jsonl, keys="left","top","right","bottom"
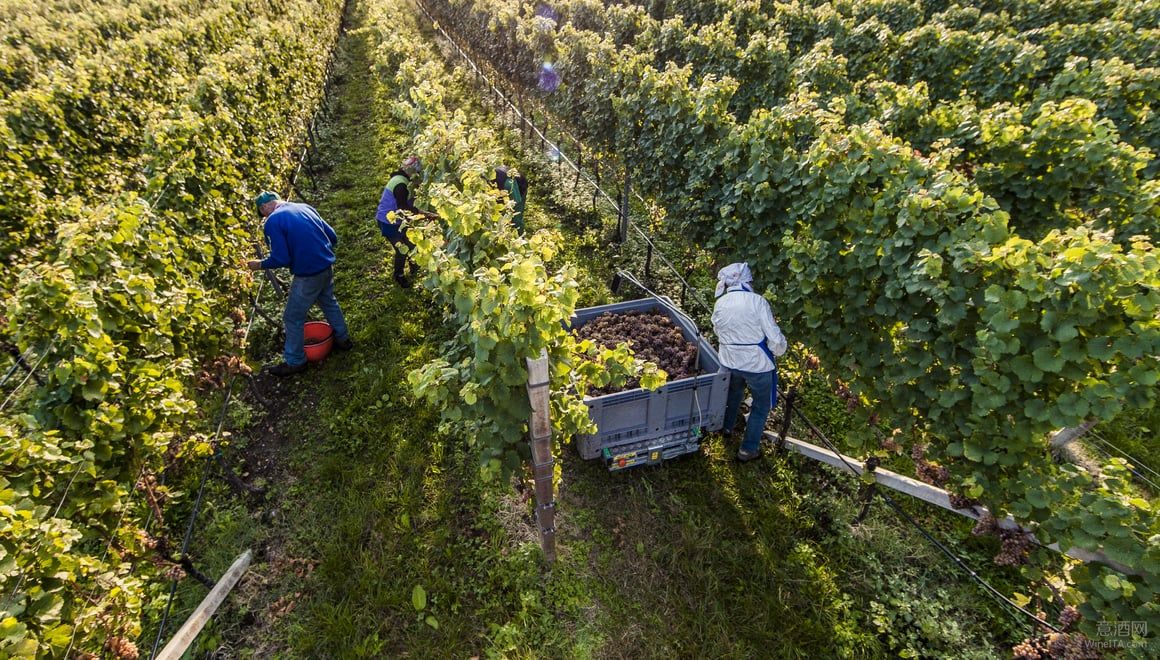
{"left": 254, "top": 191, "right": 280, "bottom": 215}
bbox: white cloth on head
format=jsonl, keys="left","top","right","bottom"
{"left": 715, "top": 262, "right": 753, "bottom": 297}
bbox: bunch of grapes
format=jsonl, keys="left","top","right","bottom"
{"left": 228, "top": 307, "right": 248, "bottom": 325}
{"left": 1013, "top": 632, "right": 1098, "bottom": 659}
{"left": 948, "top": 492, "right": 979, "bottom": 509}
{"left": 574, "top": 310, "right": 699, "bottom": 393}
{"left": 972, "top": 511, "right": 998, "bottom": 536}
{"left": 196, "top": 354, "right": 253, "bottom": 389}
{"left": 134, "top": 473, "right": 169, "bottom": 511}
{"left": 915, "top": 458, "right": 950, "bottom": 487}
{"left": 104, "top": 637, "right": 139, "bottom": 660}
{"left": 161, "top": 562, "right": 187, "bottom": 581}
{"left": 994, "top": 529, "right": 1035, "bottom": 566}
{"left": 1012, "top": 639, "right": 1043, "bottom": 659}
{"left": 833, "top": 379, "right": 858, "bottom": 411}
{"left": 229, "top": 307, "right": 250, "bottom": 341}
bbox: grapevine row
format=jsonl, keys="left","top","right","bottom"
{"left": 0, "top": 0, "right": 343, "bottom": 654}
{"left": 0, "top": 0, "right": 214, "bottom": 96}
{"left": 362, "top": 0, "right": 660, "bottom": 478}
{"left": 421, "top": 0, "right": 1158, "bottom": 639}
{"left": 444, "top": 0, "right": 1159, "bottom": 241}
{"left": 0, "top": 0, "right": 309, "bottom": 291}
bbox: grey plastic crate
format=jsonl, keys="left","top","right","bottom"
{"left": 569, "top": 297, "right": 730, "bottom": 464}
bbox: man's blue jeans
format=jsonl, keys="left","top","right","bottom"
{"left": 283, "top": 267, "right": 350, "bottom": 366}
{"left": 722, "top": 368, "right": 777, "bottom": 454}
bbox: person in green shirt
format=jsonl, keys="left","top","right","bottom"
{"left": 376, "top": 156, "right": 435, "bottom": 288}
{"left": 493, "top": 166, "right": 528, "bottom": 234}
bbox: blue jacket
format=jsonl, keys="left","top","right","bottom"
{"left": 260, "top": 202, "right": 338, "bottom": 276}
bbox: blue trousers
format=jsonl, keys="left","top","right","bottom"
{"left": 722, "top": 368, "right": 777, "bottom": 454}
{"left": 283, "top": 267, "right": 350, "bottom": 366}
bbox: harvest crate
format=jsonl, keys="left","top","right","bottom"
{"left": 570, "top": 297, "right": 730, "bottom": 470}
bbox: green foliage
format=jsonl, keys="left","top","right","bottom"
{"left": 364, "top": 2, "right": 662, "bottom": 481}
{"left": 0, "top": 0, "right": 255, "bottom": 288}
{"left": 423, "top": 0, "right": 1160, "bottom": 640}
{"left": 867, "top": 573, "right": 993, "bottom": 659}
{"left": 0, "top": 0, "right": 343, "bottom": 654}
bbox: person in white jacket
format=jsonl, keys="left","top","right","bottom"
{"left": 711, "top": 263, "right": 787, "bottom": 462}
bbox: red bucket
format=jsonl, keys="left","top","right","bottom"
{"left": 303, "top": 321, "right": 334, "bottom": 363}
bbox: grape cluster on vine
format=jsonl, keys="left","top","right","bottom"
{"left": 103, "top": 637, "right": 139, "bottom": 660}
{"left": 1012, "top": 632, "right": 1099, "bottom": 659}
{"left": 915, "top": 460, "right": 950, "bottom": 487}
{"left": 973, "top": 511, "right": 999, "bottom": 536}
{"left": 947, "top": 492, "right": 978, "bottom": 510}
{"left": 833, "top": 379, "right": 858, "bottom": 412}
{"left": 994, "top": 529, "right": 1036, "bottom": 566}
{"left": 196, "top": 354, "right": 254, "bottom": 390}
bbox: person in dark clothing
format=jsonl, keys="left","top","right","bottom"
{"left": 376, "top": 156, "right": 436, "bottom": 289}
{"left": 247, "top": 191, "right": 353, "bottom": 376}
{"left": 493, "top": 166, "right": 528, "bottom": 233}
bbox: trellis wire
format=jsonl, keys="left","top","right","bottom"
{"left": 148, "top": 276, "right": 267, "bottom": 659}
{"left": 0, "top": 346, "right": 35, "bottom": 390}
{"left": 1088, "top": 429, "right": 1160, "bottom": 482}
{"left": 0, "top": 343, "right": 54, "bottom": 414}
{"left": 792, "top": 407, "right": 1062, "bottom": 635}
{"left": 414, "top": 0, "right": 712, "bottom": 316}
{"left": 1085, "top": 434, "right": 1160, "bottom": 491}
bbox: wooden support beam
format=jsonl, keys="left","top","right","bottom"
{"left": 768, "top": 431, "right": 1141, "bottom": 577}
{"left": 1050, "top": 421, "right": 1102, "bottom": 475}
{"left": 155, "top": 549, "right": 253, "bottom": 660}
{"left": 1049, "top": 421, "right": 1097, "bottom": 449}
{"left": 526, "top": 350, "right": 556, "bottom": 562}
{"left": 617, "top": 172, "right": 630, "bottom": 243}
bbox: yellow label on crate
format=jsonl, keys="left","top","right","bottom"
{"left": 650, "top": 451, "right": 660, "bottom": 461}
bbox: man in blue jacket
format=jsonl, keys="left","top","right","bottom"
{"left": 247, "top": 191, "right": 352, "bottom": 376}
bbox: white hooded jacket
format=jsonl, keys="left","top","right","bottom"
{"left": 711, "top": 286, "right": 787, "bottom": 373}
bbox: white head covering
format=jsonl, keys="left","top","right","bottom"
{"left": 715, "top": 262, "right": 753, "bottom": 297}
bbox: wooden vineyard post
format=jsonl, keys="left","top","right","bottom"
{"left": 574, "top": 140, "right": 583, "bottom": 188}
{"left": 525, "top": 350, "right": 556, "bottom": 562}
{"left": 617, "top": 170, "right": 631, "bottom": 243}
{"left": 155, "top": 550, "right": 253, "bottom": 660}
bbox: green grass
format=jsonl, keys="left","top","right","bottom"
{"left": 143, "top": 1, "right": 1062, "bottom": 657}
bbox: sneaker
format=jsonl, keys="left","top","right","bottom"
{"left": 334, "top": 336, "right": 354, "bottom": 351}
{"left": 394, "top": 275, "right": 412, "bottom": 289}
{"left": 269, "top": 361, "right": 308, "bottom": 377}
{"left": 737, "top": 447, "right": 761, "bottom": 463}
